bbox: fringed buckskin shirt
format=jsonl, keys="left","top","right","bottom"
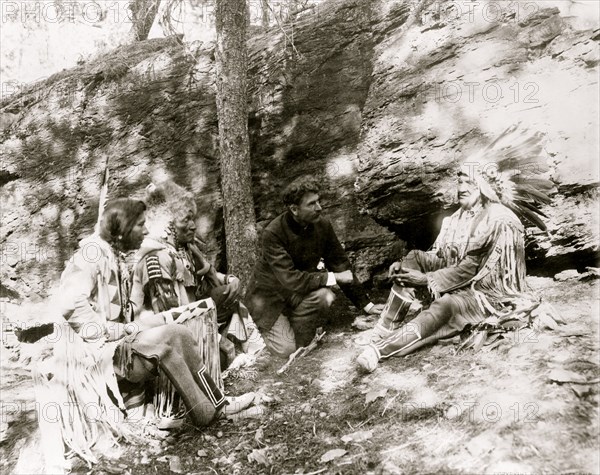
{"left": 420, "top": 202, "right": 533, "bottom": 341}
{"left": 51, "top": 234, "right": 133, "bottom": 464}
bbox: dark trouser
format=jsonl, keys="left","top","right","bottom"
{"left": 117, "top": 324, "right": 225, "bottom": 426}
{"left": 261, "top": 288, "right": 336, "bottom": 358}
{"left": 209, "top": 285, "right": 250, "bottom": 369}
{"left": 209, "top": 285, "right": 239, "bottom": 326}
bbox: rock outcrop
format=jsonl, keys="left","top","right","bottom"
{"left": 1, "top": 0, "right": 598, "bottom": 300}
{"left": 355, "top": 0, "right": 599, "bottom": 270}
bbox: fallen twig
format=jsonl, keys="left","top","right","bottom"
{"left": 277, "top": 331, "right": 326, "bottom": 374}
{"left": 381, "top": 393, "right": 400, "bottom": 417}
{"left": 304, "top": 469, "right": 327, "bottom": 475}
{"left": 356, "top": 415, "right": 374, "bottom": 429}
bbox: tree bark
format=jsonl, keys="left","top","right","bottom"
{"left": 215, "top": 0, "right": 258, "bottom": 293}
{"left": 261, "top": 0, "right": 270, "bottom": 28}
{"left": 129, "top": 0, "right": 160, "bottom": 42}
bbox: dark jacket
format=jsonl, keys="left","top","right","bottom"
{"left": 246, "top": 211, "right": 368, "bottom": 331}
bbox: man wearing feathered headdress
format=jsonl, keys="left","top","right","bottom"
{"left": 357, "top": 126, "right": 558, "bottom": 372}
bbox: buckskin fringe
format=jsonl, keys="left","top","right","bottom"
{"left": 458, "top": 218, "right": 559, "bottom": 350}
{"left": 33, "top": 324, "right": 128, "bottom": 466}
{"left": 153, "top": 304, "right": 222, "bottom": 419}
{"left": 426, "top": 273, "right": 442, "bottom": 300}
{"left": 470, "top": 218, "right": 532, "bottom": 315}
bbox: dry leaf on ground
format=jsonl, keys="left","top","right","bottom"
{"left": 341, "top": 430, "right": 373, "bottom": 443}
{"left": 247, "top": 448, "right": 270, "bottom": 466}
{"left": 365, "top": 388, "right": 388, "bottom": 405}
{"left": 320, "top": 448, "right": 347, "bottom": 463}
{"left": 169, "top": 455, "right": 183, "bottom": 473}
{"left": 255, "top": 426, "right": 265, "bottom": 446}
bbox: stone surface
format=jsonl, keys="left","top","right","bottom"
{"left": 355, "top": 0, "right": 599, "bottom": 256}
{"left": 0, "top": 0, "right": 598, "bottom": 300}
{"left": 554, "top": 269, "right": 580, "bottom": 281}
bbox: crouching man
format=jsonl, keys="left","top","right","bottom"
{"left": 246, "top": 175, "right": 382, "bottom": 359}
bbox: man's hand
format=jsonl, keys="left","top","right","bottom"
{"left": 394, "top": 269, "right": 428, "bottom": 287}
{"left": 333, "top": 270, "right": 354, "bottom": 285}
{"left": 105, "top": 322, "right": 127, "bottom": 341}
{"left": 221, "top": 276, "right": 241, "bottom": 308}
{"left": 366, "top": 303, "right": 385, "bottom": 315}
{"left": 388, "top": 261, "right": 402, "bottom": 278}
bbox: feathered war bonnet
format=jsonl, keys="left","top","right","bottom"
{"left": 144, "top": 180, "right": 197, "bottom": 239}
{"left": 459, "top": 124, "right": 556, "bottom": 231}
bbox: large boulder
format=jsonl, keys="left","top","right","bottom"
{"left": 0, "top": 0, "right": 598, "bottom": 300}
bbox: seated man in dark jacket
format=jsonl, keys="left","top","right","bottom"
{"left": 246, "top": 175, "right": 382, "bottom": 358}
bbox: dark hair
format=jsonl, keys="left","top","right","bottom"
{"left": 98, "top": 198, "right": 146, "bottom": 250}
{"left": 282, "top": 175, "right": 321, "bottom": 206}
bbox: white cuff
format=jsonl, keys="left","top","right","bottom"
{"left": 363, "top": 302, "right": 375, "bottom": 313}
{"left": 326, "top": 272, "right": 337, "bottom": 286}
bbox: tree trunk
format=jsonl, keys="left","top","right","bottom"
{"left": 261, "top": 0, "right": 270, "bottom": 28}
{"left": 129, "top": 0, "right": 160, "bottom": 42}
{"left": 215, "top": 0, "right": 258, "bottom": 293}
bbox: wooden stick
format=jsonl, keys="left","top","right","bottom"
{"left": 304, "top": 469, "right": 327, "bottom": 475}
{"left": 277, "top": 331, "right": 326, "bottom": 374}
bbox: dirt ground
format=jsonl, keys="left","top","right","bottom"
{"left": 1, "top": 277, "right": 599, "bottom": 475}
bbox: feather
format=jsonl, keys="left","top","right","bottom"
{"left": 510, "top": 204, "right": 548, "bottom": 231}
{"left": 497, "top": 156, "right": 548, "bottom": 174}
{"left": 514, "top": 184, "right": 553, "bottom": 204}
{"left": 483, "top": 124, "right": 518, "bottom": 151}
{"left": 463, "top": 125, "right": 553, "bottom": 231}
{"left": 512, "top": 177, "right": 555, "bottom": 191}
{"left": 513, "top": 199, "right": 549, "bottom": 218}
